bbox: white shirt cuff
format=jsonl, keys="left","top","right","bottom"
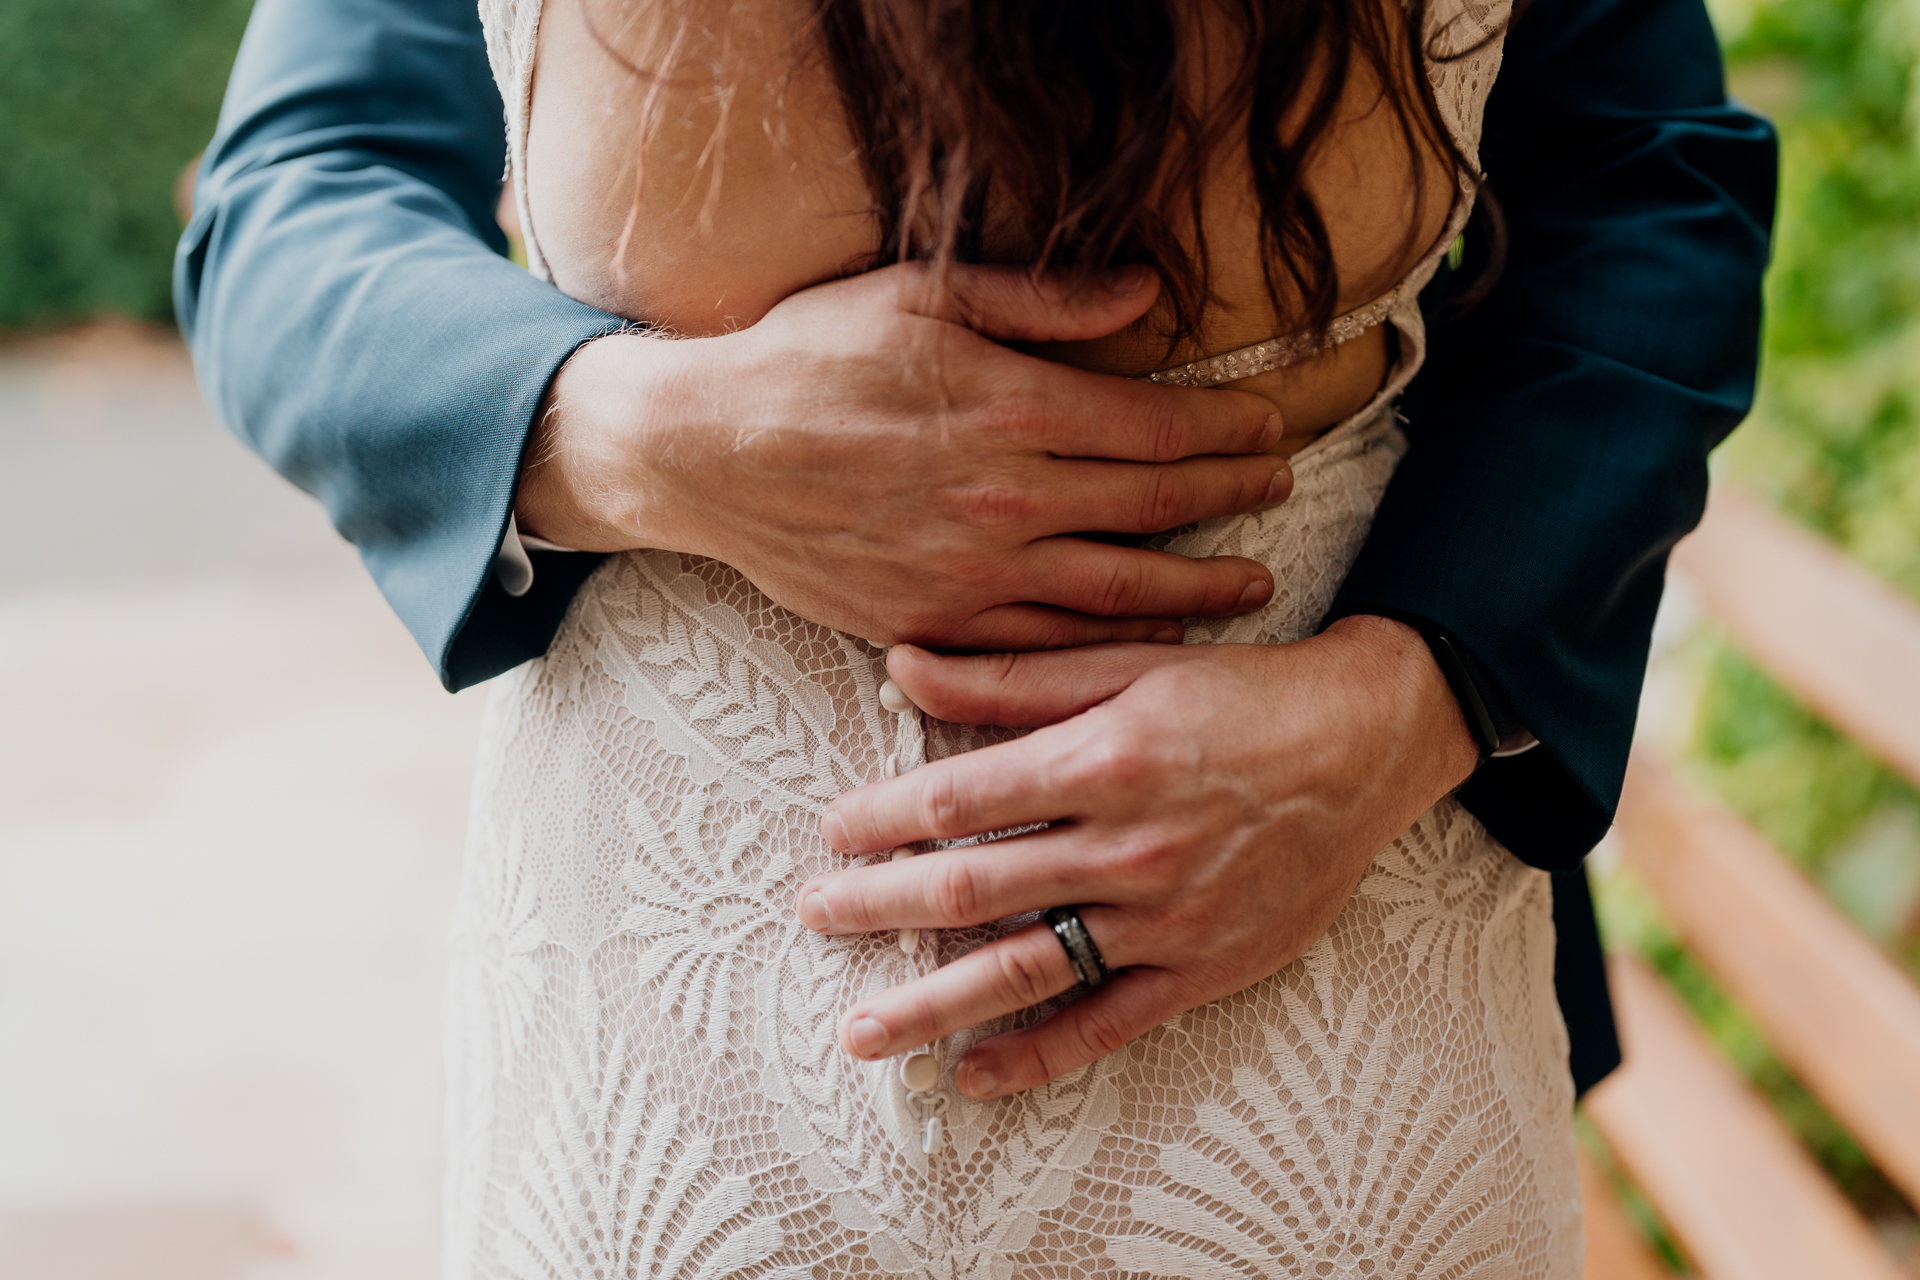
{"left": 1491, "top": 730, "right": 1539, "bottom": 759}
{"left": 493, "top": 514, "right": 578, "bottom": 598}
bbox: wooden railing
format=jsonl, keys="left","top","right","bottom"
{"left": 1581, "top": 488, "right": 1920, "bottom": 1279}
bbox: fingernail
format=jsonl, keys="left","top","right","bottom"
{"left": 958, "top": 1061, "right": 1000, "bottom": 1099}
{"left": 847, "top": 1016, "right": 889, "bottom": 1057}
{"left": 1260, "top": 467, "right": 1292, "bottom": 509}
{"left": 821, "top": 812, "right": 849, "bottom": 851}
{"left": 1101, "top": 264, "right": 1149, "bottom": 297}
{"left": 1258, "top": 412, "right": 1284, "bottom": 451}
{"left": 799, "top": 891, "right": 833, "bottom": 931}
{"left": 1151, "top": 626, "right": 1182, "bottom": 645}
{"left": 1237, "top": 580, "right": 1273, "bottom": 612}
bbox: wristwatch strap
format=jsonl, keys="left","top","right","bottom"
{"left": 1417, "top": 627, "right": 1523, "bottom": 761}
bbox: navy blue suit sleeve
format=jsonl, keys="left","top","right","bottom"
{"left": 174, "top": 0, "right": 621, "bottom": 690}
{"left": 1327, "top": 0, "right": 1779, "bottom": 870}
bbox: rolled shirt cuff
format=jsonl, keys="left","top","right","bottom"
{"left": 1493, "top": 729, "right": 1540, "bottom": 758}
{"left": 492, "top": 513, "right": 579, "bottom": 597}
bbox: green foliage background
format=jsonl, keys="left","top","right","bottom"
{"left": 0, "top": 0, "right": 255, "bottom": 330}
{"left": 1590, "top": 0, "right": 1920, "bottom": 1240}
{"left": 1695, "top": 0, "right": 1920, "bottom": 983}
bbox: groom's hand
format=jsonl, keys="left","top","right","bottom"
{"left": 514, "top": 262, "right": 1293, "bottom": 651}
{"left": 796, "top": 616, "right": 1481, "bottom": 1096}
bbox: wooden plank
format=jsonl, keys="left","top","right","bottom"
{"left": 1618, "top": 752, "right": 1920, "bottom": 1211}
{"left": 1583, "top": 954, "right": 1904, "bottom": 1280}
{"left": 1578, "top": 1147, "right": 1675, "bottom": 1280}
{"left": 1672, "top": 486, "right": 1920, "bottom": 788}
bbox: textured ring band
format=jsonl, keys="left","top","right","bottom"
{"left": 1043, "top": 906, "right": 1108, "bottom": 991}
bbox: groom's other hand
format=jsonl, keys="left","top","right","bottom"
{"left": 513, "top": 262, "right": 1294, "bottom": 652}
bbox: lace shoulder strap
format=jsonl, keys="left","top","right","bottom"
{"left": 479, "top": 0, "right": 553, "bottom": 281}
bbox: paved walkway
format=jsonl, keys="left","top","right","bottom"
{"left": 0, "top": 324, "right": 480, "bottom": 1280}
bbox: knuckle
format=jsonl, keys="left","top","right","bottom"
{"left": 1119, "top": 839, "right": 1183, "bottom": 895}
{"left": 950, "top": 480, "right": 1033, "bottom": 531}
{"left": 896, "top": 989, "right": 941, "bottom": 1039}
{"left": 838, "top": 890, "right": 881, "bottom": 932}
{"left": 1072, "top": 1000, "right": 1136, "bottom": 1061}
{"left": 990, "top": 942, "right": 1058, "bottom": 1009}
{"left": 1143, "top": 400, "right": 1191, "bottom": 464}
{"left": 928, "top": 857, "right": 986, "bottom": 925}
{"left": 1002, "top": 1039, "right": 1053, "bottom": 1091}
{"left": 980, "top": 385, "right": 1046, "bottom": 444}
{"left": 1115, "top": 715, "right": 1163, "bottom": 766}
{"left": 984, "top": 651, "right": 1028, "bottom": 692}
{"left": 1074, "top": 716, "right": 1156, "bottom": 788}
{"left": 915, "top": 769, "right": 970, "bottom": 836}
{"left": 1007, "top": 613, "right": 1082, "bottom": 652}
{"left": 1024, "top": 269, "right": 1069, "bottom": 310}
{"left": 1049, "top": 618, "right": 1098, "bottom": 648}
{"left": 1137, "top": 466, "right": 1191, "bottom": 533}
{"left": 1029, "top": 1005, "right": 1130, "bottom": 1083}
{"left": 1027, "top": 1036, "right": 1078, "bottom": 1086}
{"left": 1088, "top": 558, "right": 1149, "bottom": 617}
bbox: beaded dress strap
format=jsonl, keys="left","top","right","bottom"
{"left": 1141, "top": 285, "right": 1403, "bottom": 388}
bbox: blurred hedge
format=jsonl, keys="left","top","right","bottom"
{"left": 1592, "top": 0, "right": 1920, "bottom": 1231}
{"left": 0, "top": 0, "right": 255, "bottom": 330}
{"left": 1702, "top": 0, "right": 1920, "bottom": 960}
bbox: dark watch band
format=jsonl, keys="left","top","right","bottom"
{"left": 1416, "top": 627, "right": 1523, "bottom": 761}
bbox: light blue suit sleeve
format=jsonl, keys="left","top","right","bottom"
{"left": 175, "top": 0, "right": 620, "bottom": 689}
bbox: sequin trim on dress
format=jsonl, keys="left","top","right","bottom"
{"left": 1143, "top": 285, "right": 1405, "bottom": 387}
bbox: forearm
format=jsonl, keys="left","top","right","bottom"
{"left": 513, "top": 331, "right": 714, "bottom": 555}
{"left": 1322, "top": 615, "right": 1482, "bottom": 798}
{"left": 176, "top": 0, "right": 623, "bottom": 689}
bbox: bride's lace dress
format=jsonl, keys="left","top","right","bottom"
{"left": 450, "top": 2, "right": 1580, "bottom": 1276}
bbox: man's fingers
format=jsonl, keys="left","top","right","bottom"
{"left": 1017, "top": 539, "right": 1274, "bottom": 621}
{"left": 835, "top": 921, "right": 1087, "bottom": 1062}
{"left": 933, "top": 605, "right": 1184, "bottom": 653}
{"left": 800, "top": 832, "right": 1101, "bottom": 934}
{"left": 891, "top": 261, "right": 1161, "bottom": 344}
{"left": 1044, "top": 454, "right": 1293, "bottom": 536}
{"left": 955, "top": 966, "right": 1195, "bottom": 1098}
{"left": 1023, "top": 373, "right": 1282, "bottom": 463}
{"left": 820, "top": 724, "right": 1086, "bottom": 853}
{"left": 874, "top": 262, "right": 1285, "bottom": 465}
{"left": 886, "top": 642, "right": 1203, "bottom": 728}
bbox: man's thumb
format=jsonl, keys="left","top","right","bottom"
{"left": 896, "top": 262, "right": 1161, "bottom": 344}
{"left": 884, "top": 641, "right": 1190, "bottom": 729}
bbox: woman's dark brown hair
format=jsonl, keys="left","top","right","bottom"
{"left": 809, "top": 0, "right": 1492, "bottom": 345}
{"left": 587, "top": 0, "right": 1498, "bottom": 344}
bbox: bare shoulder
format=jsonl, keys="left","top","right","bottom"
{"left": 524, "top": 0, "right": 1459, "bottom": 439}
{"left": 525, "top": 0, "right": 879, "bottom": 333}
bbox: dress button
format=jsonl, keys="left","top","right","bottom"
{"left": 879, "top": 679, "right": 917, "bottom": 714}
{"left": 900, "top": 1051, "right": 940, "bottom": 1092}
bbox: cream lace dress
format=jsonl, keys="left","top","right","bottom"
{"left": 449, "top": 3, "right": 1580, "bottom": 1275}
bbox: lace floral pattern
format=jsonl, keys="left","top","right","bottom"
{"left": 454, "top": 0, "right": 1579, "bottom": 1275}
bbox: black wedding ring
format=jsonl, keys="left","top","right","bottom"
{"left": 1043, "top": 906, "right": 1108, "bottom": 991}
